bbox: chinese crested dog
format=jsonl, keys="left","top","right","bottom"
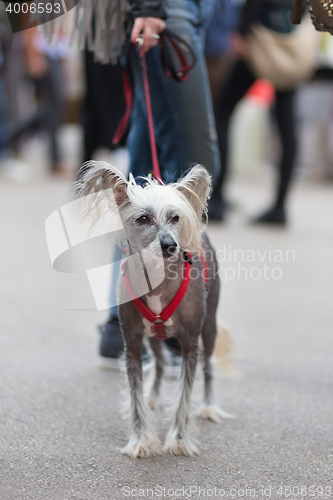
{"left": 76, "top": 162, "right": 232, "bottom": 458}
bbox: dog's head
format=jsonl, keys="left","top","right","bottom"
{"left": 76, "top": 162, "right": 212, "bottom": 258}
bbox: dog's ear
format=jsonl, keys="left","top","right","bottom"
{"left": 176, "top": 165, "right": 212, "bottom": 216}
{"left": 76, "top": 161, "right": 128, "bottom": 207}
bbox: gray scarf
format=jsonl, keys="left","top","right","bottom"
{"left": 74, "top": 0, "right": 128, "bottom": 64}
{"left": 40, "top": 0, "right": 128, "bottom": 65}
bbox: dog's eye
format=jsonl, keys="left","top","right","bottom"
{"left": 136, "top": 215, "right": 151, "bottom": 224}
{"left": 171, "top": 215, "right": 179, "bottom": 224}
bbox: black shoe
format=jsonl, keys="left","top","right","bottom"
{"left": 99, "top": 316, "right": 124, "bottom": 358}
{"left": 252, "top": 206, "right": 286, "bottom": 226}
{"left": 98, "top": 317, "right": 153, "bottom": 372}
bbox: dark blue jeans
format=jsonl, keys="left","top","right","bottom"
{"left": 127, "top": 0, "right": 220, "bottom": 183}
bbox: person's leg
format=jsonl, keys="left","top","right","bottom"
{"left": 275, "top": 90, "right": 297, "bottom": 210}
{"left": 104, "top": 0, "right": 218, "bottom": 367}
{"left": 126, "top": 93, "right": 155, "bottom": 179}
{"left": 254, "top": 89, "right": 297, "bottom": 225}
{"left": 83, "top": 52, "right": 128, "bottom": 163}
{"left": 209, "top": 58, "right": 255, "bottom": 220}
{"left": 6, "top": 70, "right": 51, "bottom": 148}
{"left": 82, "top": 50, "right": 100, "bottom": 162}
{"left": 46, "top": 58, "right": 63, "bottom": 170}
{"left": 99, "top": 245, "right": 123, "bottom": 358}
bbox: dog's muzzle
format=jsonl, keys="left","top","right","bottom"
{"left": 160, "top": 236, "right": 178, "bottom": 257}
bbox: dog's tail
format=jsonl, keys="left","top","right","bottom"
{"left": 213, "top": 325, "right": 237, "bottom": 375}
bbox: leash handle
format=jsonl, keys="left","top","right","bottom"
{"left": 160, "top": 29, "right": 196, "bottom": 82}
{"left": 139, "top": 50, "right": 163, "bottom": 184}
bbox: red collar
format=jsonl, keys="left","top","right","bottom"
{"left": 121, "top": 250, "right": 208, "bottom": 340}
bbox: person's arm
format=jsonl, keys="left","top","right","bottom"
{"left": 128, "top": 0, "right": 167, "bottom": 19}
{"left": 128, "top": 0, "right": 166, "bottom": 53}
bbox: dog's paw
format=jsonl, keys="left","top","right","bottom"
{"left": 194, "top": 404, "right": 234, "bottom": 423}
{"left": 121, "top": 434, "right": 162, "bottom": 458}
{"left": 163, "top": 438, "right": 199, "bottom": 457}
{"left": 163, "top": 430, "right": 199, "bottom": 457}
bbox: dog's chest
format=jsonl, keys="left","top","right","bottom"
{"left": 142, "top": 294, "right": 174, "bottom": 337}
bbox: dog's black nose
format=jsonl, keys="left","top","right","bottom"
{"left": 160, "top": 236, "right": 177, "bottom": 256}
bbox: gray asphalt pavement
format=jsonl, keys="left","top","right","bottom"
{"left": 1, "top": 176, "right": 332, "bottom": 500}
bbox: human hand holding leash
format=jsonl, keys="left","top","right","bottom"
{"left": 131, "top": 17, "right": 166, "bottom": 53}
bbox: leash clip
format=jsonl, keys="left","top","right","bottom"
{"left": 183, "top": 251, "right": 192, "bottom": 265}
{"left": 154, "top": 318, "right": 167, "bottom": 340}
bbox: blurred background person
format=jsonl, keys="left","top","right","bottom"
{"left": 205, "top": 0, "right": 243, "bottom": 104}
{"left": 6, "top": 27, "right": 67, "bottom": 175}
{"left": 208, "top": 0, "right": 317, "bottom": 224}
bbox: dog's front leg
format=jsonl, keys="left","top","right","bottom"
{"left": 147, "top": 337, "right": 164, "bottom": 409}
{"left": 163, "top": 338, "right": 199, "bottom": 456}
{"left": 121, "top": 333, "right": 162, "bottom": 458}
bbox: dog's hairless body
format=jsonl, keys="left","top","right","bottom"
{"left": 77, "top": 162, "right": 231, "bottom": 458}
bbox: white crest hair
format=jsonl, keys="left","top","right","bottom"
{"left": 75, "top": 161, "right": 212, "bottom": 251}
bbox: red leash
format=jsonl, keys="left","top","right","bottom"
{"left": 139, "top": 51, "right": 162, "bottom": 184}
